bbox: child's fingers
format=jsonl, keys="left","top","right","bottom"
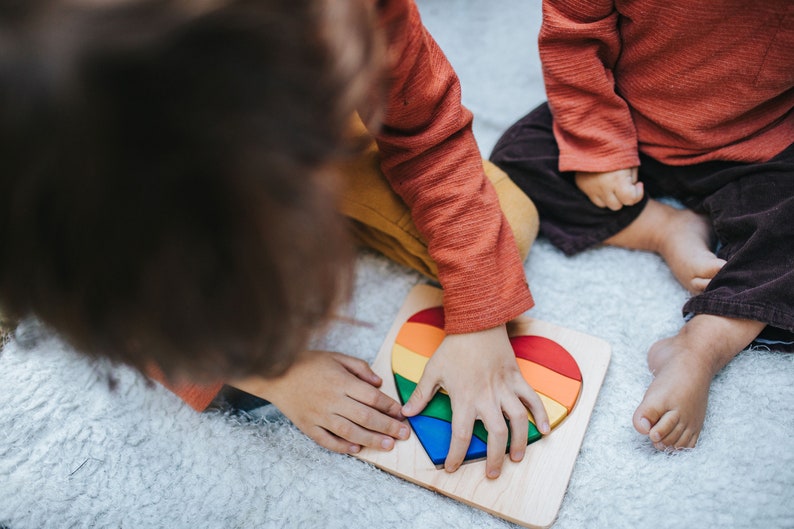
{"left": 604, "top": 192, "right": 625, "bottom": 211}
{"left": 615, "top": 180, "right": 644, "bottom": 207}
{"left": 306, "top": 424, "right": 361, "bottom": 455}
{"left": 326, "top": 411, "right": 402, "bottom": 452}
{"left": 516, "top": 383, "right": 550, "bottom": 435}
{"left": 480, "top": 408, "right": 509, "bottom": 478}
{"left": 335, "top": 353, "right": 405, "bottom": 420}
{"left": 401, "top": 370, "right": 440, "bottom": 417}
{"left": 346, "top": 383, "right": 408, "bottom": 434}
{"left": 590, "top": 194, "right": 607, "bottom": 208}
{"left": 502, "top": 398, "right": 529, "bottom": 463}
{"left": 303, "top": 387, "right": 407, "bottom": 453}
{"left": 333, "top": 352, "right": 382, "bottom": 387}
{"left": 444, "top": 407, "right": 476, "bottom": 473}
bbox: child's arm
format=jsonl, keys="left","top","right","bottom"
{"left": 372, "top": 0, "right": 531, "bottom": 352}
{"left": 365, "top": 0, "right": 548, "bottom": 477}
{"left": 539, "top": 0, "right": 640, "bottom": 173}
{"left": 229, "top": 351, "right": 408, "bottom": 454}
{"left": 148, "top": 350, "right": 408, "bottom": 455}
{"left": 575, "top": 167, "right": 643, "bottom": 210}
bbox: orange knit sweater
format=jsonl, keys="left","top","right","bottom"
{"left": 151, "top": 0, "right": 533, "bottom": 411}
{"left": 540, "top": 0, "right": 794, "bottom": 172}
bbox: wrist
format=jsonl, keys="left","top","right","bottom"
{"left": 228, "top": 374, "right": 275, "bottom": 402}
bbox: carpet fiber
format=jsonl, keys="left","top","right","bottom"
{"left": 2, "top": 2, "right": 793, "bottom": 528}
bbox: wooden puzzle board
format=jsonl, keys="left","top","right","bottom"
{"left": 354, "top": 285, "right": 611, "bottom": 528}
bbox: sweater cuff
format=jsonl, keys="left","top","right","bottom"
{"left": 145, "top": 364, "right": 224, "bottom": 412}
{"left": 443, "top": 285, "right": 534, "bottom": 335}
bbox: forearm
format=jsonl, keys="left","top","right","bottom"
{"left": 540, "top": 0, "right": 639, "bottom": 172}
{"left": 371, "top": 0, "right": 533, "bottom": 332}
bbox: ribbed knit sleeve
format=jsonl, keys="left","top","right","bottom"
{"left": 370, "top": 0, "right": 533, "bottom": 334}
{"left": 540, "top": 0, "right": 793, "bottom": 169}
{"left": 146, "top": 364, "right": 223, "bottom": 412}
{"left": 539, "top": 0, "right": 640, "bottom": 173}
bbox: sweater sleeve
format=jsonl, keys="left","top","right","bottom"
{"left": 146, "top": 364, "right": 224, "bottom": 412}
{"left": 539, "top": 0, "right": 640, "bottom": 172}
{"left": 368, "top": 0, "right": 533, "bottom": 334}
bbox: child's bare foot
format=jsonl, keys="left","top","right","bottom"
{"left": 632, "top": 335, "right": 712, "bottom": 449}
{"left": 606, "top": 199, "right": 726, "bottom": 293}
{"left": 632, "top": 315, "right": 765, "bottom": 450}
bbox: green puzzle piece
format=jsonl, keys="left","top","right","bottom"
{"left": 393, "top": 373, "right": 542, "bottom": 447}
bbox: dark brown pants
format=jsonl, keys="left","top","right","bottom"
{"left": 491, "top": 103, "right": 794, "bottom": 350}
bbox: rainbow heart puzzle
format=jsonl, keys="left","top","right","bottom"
{"left": 392, "top": 305, "right": 583, "bottom": 466}
{"left": 353, "top": 285, "right": 611, "bottom": 529}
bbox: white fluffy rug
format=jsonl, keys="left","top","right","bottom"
{"left": 2, "top": 2, "right": 793, "bottom": 528}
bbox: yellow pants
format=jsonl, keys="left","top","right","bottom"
{"left": 336, "top": 128, "right": 539, "bottom": 281}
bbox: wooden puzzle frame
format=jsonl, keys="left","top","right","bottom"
{"left": 354, "top": 285, "right": 611, "bottom": 528}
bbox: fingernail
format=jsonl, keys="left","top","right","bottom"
{"left": 541, "top": 421, "right": 550, "bottom": 434}
{"left": 650, "top": 431, "right": 661, "bottom": 443}
{"left": 349, "top": 445, "right": 361, "bottom": 454}
{"left": 399, "top": 426, "right": 409, "bottom": 439}
{"left": 381, "top": 437, "right": 394, "bottom": 450}
{"left": 488, "top": 469, "right": 500, "bottom": 479}
{"left": 513, "top": 450, "right": 525, "bottom": 462}
{"left": 639, "top": 418, "right": 652, "bottom": 433}
{"left": 402, "top": 403, "right": 413, "bottom": 415}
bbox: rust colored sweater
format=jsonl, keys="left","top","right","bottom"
{"left": 540, "top": 0, "right": 794, "bottom": 172}
{"left": 152, "top": 0, "right": 533, "bottom": 411}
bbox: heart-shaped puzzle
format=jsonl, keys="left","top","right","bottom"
{"left": 392, "top": 306, "right": 583, "bottom": 466}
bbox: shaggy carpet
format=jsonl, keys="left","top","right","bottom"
{"left": 2, "top": 1, "right": 792, "bottom": 528}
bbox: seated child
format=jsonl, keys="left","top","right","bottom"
{"left": 0, "top": 0, "right": 547, "bottom": 478}
{"left": 491, "top": 0, "right": 793, "bottom": 449}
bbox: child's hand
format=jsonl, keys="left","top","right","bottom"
{"left": 401, "top": 325, "right": 550, "bottom": 479}
{"left": 575, "top": 167, "right": 643, "bottom": 210}
{"left": 229, "top": 351, "right": 409, "bottom": 455}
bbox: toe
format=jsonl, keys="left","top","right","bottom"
{"left": 690, "top": 277, "right": 710, "bottom": 293}
{"left": 634, "top": 415, "right": 653, "bottom": 435}
{"left": 690, "top": 257, "right": 727, "bottom": 293}
{"left": 633, "top": 410, "right": 654, "bottom": 435}
{"left": 656, "top": 420, "right": 687, "bottom": 448}
{"left": 633, "top": 398, "right": 663, "bottom": 436}
{"left": 648, "top": 409, "right": 680, "bottom": 444}
{"left": 706, "top": 257, "right": 727, "bottom": 277}
{"left": 672, "top": 426, "right": 700, "bottom": 449}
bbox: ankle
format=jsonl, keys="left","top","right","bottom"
{"left": 679, "top": 315, "right": 765, "bottom": 373}
{"left": 605, "top": 199, "right": 669, "bottom": 254}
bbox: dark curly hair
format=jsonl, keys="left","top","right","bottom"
{"left": 0, "top": 0, "right": 385, "bottom": 382}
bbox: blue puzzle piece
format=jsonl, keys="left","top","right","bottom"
{"left": 408, "top": 414, "right": 488, "bottom": 466}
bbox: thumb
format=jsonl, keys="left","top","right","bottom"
{"left": 402, "top": 372, "right": 439, "bottom": 417}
